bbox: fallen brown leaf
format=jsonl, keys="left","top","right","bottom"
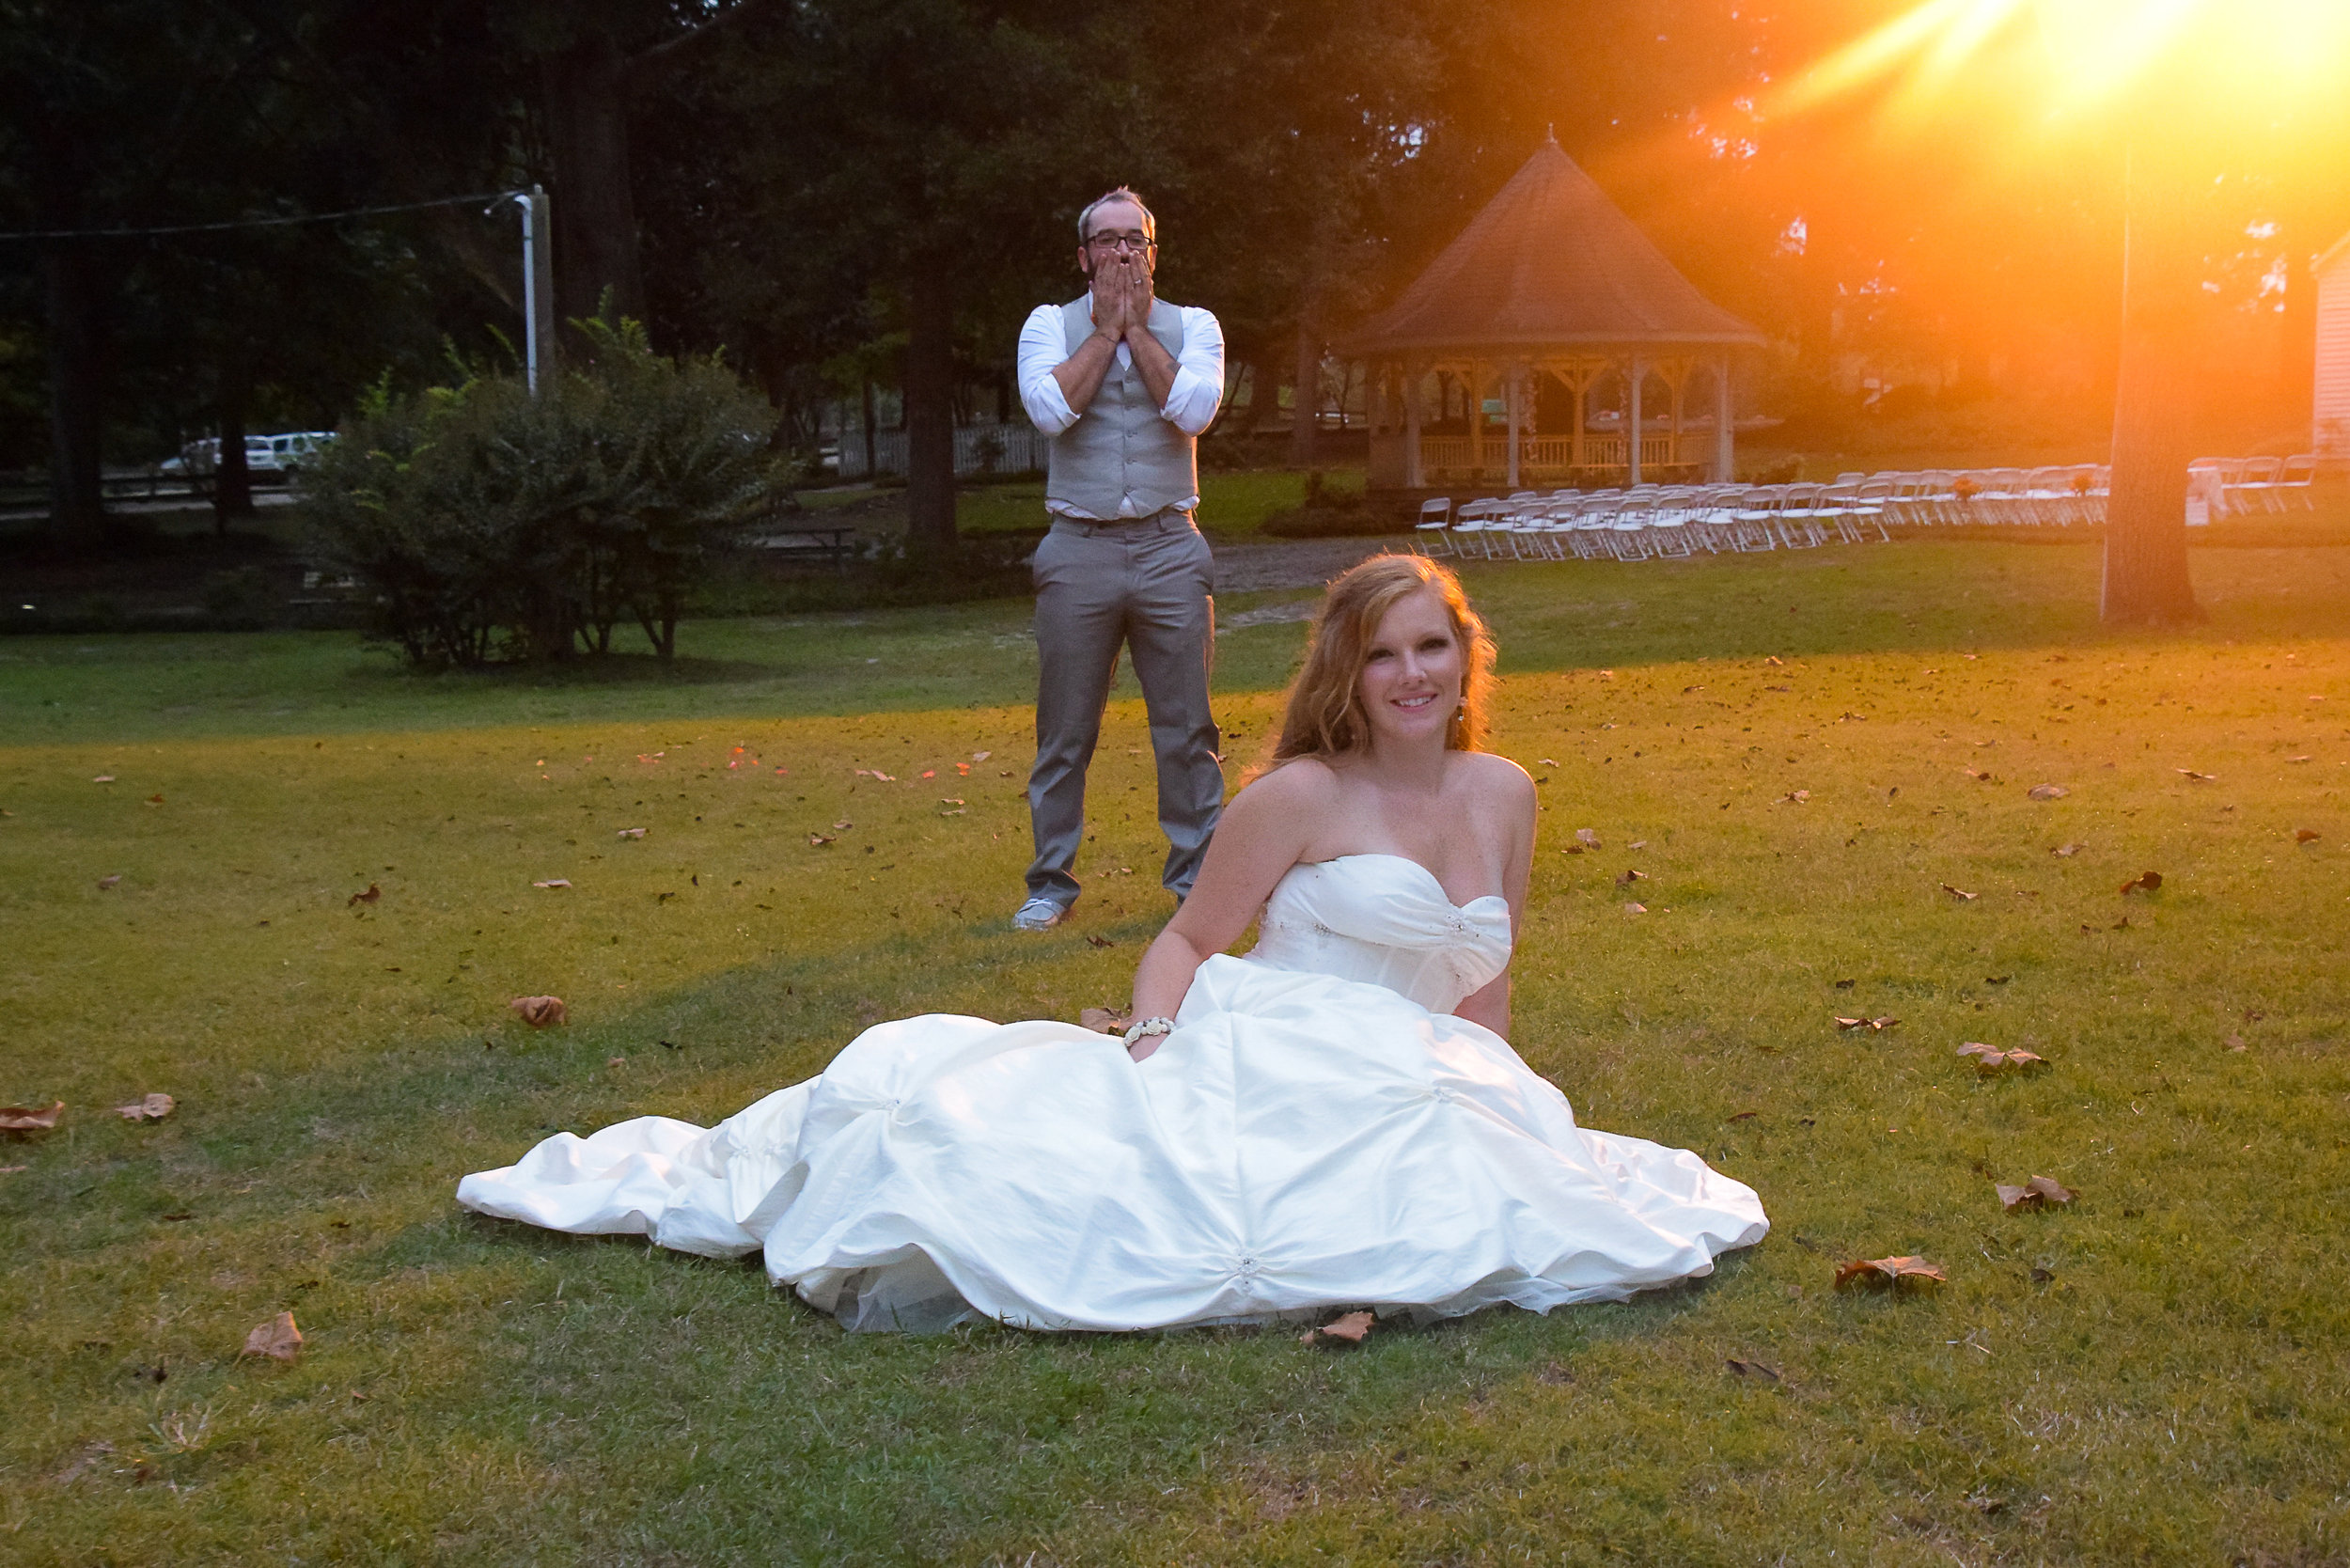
{"left": 348, "top": 883, "right": 381, "bottom": 906}
{"left": 2119, "top": 870, "right": 2163, "bottom": 895}
{"left": 1834, "top": 1255, "right": 1947, "bottom": 1291}
{"left": 1958, "top": 1043, "right": 2046, "bottom": 1073}
{"left": 2225, "top": 1033, "right": 2248, "bottom": 1052}
{"left": 532, "top": 878, "right": 572, "bottom": 889}
{"left": 1834, "top": 1016, "right": 1865, "bottom": 1029}
{"left": 832, "top": 819, "right": 853, "bottom": 831}
{"left": 1997, "top": 1175, "right": 2076, "bottom": 1212}
{"left": 1615, "top": 869, "right": 1648, "bottom": 886}
{"left": 112, "top": 1093, "right": 175, "bottom": 1123}
{"left": 509, "top": 996, "right": 569, "bottom": 1027}
{"left": 97, "top": 873, "right": 122, "bottom": 889}
{"left": 1299, "top": 1309, "right": 1376, "bottom": 1347}
{"left": 1726, "top": 1109, "right": 1759, "bottom": 1122}
{"left": 2051, "top": 842, "right": 2086, "bottom": 857}
{"left": 616, "top": 827, "right": 646, "bottom": 839}
{"left": 2175, "top": 768, "right": 2216, "bottom": 782}
{"left": 146, "top": 793, "right": 164, "bottom": 806}
{"left": 2027, "top": 783, "right": 2069, "bottom": 801}
{"left": 1560, "top": 843, "right": 1585, "bottom": 855}
{"left": 242, "top": 1311, "right": 303, "bottom": 1363}
{"left": 1085, "top": 934, "right": 1116, "bottom": 949}
{"left": 1868, "top": 1016, "right": 1900, "bottom": 1031}
{"left": 2295, "top": 828, "right": 2322, "bottom": 844}
{"left": 1724, "top": 1357, "right": 1780, "bottom": 1382}
{"left": 1575, "top": 828, "right": 1602, "bottom": 849}
{"left": 1628, "top": 839, "right": 1649, "bottom": 850}
{"left": 807, "top": 833, "right": 836, "bottom": 847}
{"left": 1783, "top": 790, "right": 1811, "bottom": 804}
{"left": 1940, "top": 884, "right": 1979, "bottom": 901}
{"left": 1078, "top": 1005, "right": 1133, "bottom": 1036}
{"left": 0, "top": 1101, "right": 65, "bottom": 1135}
{"left": 1623, "top": 901, "right": 1648, "bottom": 914}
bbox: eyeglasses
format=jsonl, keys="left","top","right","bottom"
{"left": 1085, "top": 230, "right": 1153, "bottom": 254}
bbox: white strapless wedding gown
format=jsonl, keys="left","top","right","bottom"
{"left": 457, "top": 855, "right": 1768, "bottom": 1331}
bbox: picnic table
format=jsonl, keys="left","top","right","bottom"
{"left": 744, "top": 521, "right": 860, "bottom": 572}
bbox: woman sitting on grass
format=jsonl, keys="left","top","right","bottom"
{"left": 459, "top": 555, "right": 1768, "bottom": 1331}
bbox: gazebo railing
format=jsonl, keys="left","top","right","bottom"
{"left": 1418, "top": 432, "right": 1697, "bottom": 477}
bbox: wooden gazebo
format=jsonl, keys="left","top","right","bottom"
{"left": 1343, "top": 136, "right": 1766, "bottom": 493}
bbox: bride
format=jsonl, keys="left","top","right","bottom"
{"left": 458, "top": 555, "right": 1767, "bottom": 1331}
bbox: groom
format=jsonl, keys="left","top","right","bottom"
{"left": 1010, "top": 186, "right": 1227, "bottom": 931}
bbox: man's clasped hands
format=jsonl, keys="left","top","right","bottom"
{"left": 1087, "top": 242, "right": 1158, "bottom": 344}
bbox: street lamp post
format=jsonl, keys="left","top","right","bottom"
{"left": 490, "top": 186, "right": 556, "bottom": 394}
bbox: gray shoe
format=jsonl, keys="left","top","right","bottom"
{"left": 1010, "top": 896, "right": 1068, "bottom": 932}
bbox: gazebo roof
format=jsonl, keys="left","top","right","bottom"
{"left": 1341, "top": 137, "right": 1765, "bottom": 358}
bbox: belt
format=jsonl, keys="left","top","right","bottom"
{"left": 1048, "top": 507, "right": 1196, "bottom": 537}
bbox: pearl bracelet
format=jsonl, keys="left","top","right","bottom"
{"left": 1121, "top": 1015, "right": 1176, "bottom": 1046}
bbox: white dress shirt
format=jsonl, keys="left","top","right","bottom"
{"left": 1017, "top": 300, "right": 1225, "bottom": 519}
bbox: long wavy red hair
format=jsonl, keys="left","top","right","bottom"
{"left": 1265, "top": 554, "right": 1496, "bottom": 766}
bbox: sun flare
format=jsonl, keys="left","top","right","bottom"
{"left": 1781, "top": 0, "right": 2350, "bottom": 126}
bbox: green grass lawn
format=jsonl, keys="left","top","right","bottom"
{"left": 6, "top": 541, "right": 2350, "bottom": 1563}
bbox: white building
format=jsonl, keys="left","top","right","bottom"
{"left": 2318, "top": 232, "right": 2350, "bottom": 460}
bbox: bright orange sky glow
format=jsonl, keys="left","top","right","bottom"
{"left": 1781, "top": 0, "right": 2350, "bottom": 131}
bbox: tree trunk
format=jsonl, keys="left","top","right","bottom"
{"left": 1290, "top": 310, "right": 1320, "bottom": 469}
{"left": 41, "top": 244, "right": 107, "bottom": 549}
{"left": 540, "top": 39, "right": 645, "bottom": 345}
{"left": 2101, "top": 148, "right": 2201, "bottom": 625}
{"left": 903, "top": 270, "right": 958, "bottom": 557}
{"left": 212, "top": 361, "right": 256, "bottom": 533}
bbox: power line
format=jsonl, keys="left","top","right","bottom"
{"left": 0, "top": 192, "right": 517, "bottom": 243}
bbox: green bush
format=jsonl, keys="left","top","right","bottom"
{"left": 1261, "top": 469, "right": 1393, "bottom": 538}
{"left": 300, "top": 318, "right": 787, "bottom": 666}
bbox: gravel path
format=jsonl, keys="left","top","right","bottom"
{"left": 1207, "top": 534, "right": 1418, "bottom": 594}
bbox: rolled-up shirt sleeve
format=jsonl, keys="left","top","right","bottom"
{"left": 1163, "top": 306, "right": 1226, "bottom": 436}
{"left": 1018, "top": 299, "right": 1226, "bottom": 438}
{"left": 1017, "top": 305, "right": 1078, "bottom": 435}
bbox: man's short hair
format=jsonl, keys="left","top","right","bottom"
{"left": 1077, "top": 187, "right": 1157, "bottom": 244}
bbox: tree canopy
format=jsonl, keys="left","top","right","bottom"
{"left": 4, "top": 0, "right": 2341, "bottom": 559}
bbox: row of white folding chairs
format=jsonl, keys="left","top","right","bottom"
{"left": 2189, "top": 455, "right": 2323, "bottom": 517}
{"left": 1866, "top": 466, "right": 2108, "bottom": 527}
{"left": 1416, "top": 482, "right": 1890, "bottom": 563}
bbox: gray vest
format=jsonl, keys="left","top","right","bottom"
{"left": 1045, "top": 296, "right": 1198, "bottom": 519}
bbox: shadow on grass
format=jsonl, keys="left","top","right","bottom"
{"left": 1460, "top": 542, "right": 2350, "bottom": 680}
{"left": 341, "top": 651, "right": 792, "bottom": 691}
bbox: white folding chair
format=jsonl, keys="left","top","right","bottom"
{"left": 1449, "top": 498, "right": 1505, "bottom": 558}
{"left": 2278, "top": 454, "right": 2318, "bottom": 511}
{"left": 1413, "top": 496, "right": 1455, "bottom": 557}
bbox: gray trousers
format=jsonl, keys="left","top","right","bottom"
{"left": 1026, "top": 512, "right": 1223, "bottom": 906}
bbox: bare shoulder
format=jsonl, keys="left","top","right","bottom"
{"left": 1229, "top": 756, "right": 1340, "bottom": 819}
{"left": 1457, "top": 750, "right": 1536, "bottom": 803}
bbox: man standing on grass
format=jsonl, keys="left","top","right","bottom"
{"left": 1010, "top": 187, "right": 1227, "bottom": 931}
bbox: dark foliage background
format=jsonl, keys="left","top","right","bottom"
{"left": 4, "top": 0, "right": 2342, "bottom": 553}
